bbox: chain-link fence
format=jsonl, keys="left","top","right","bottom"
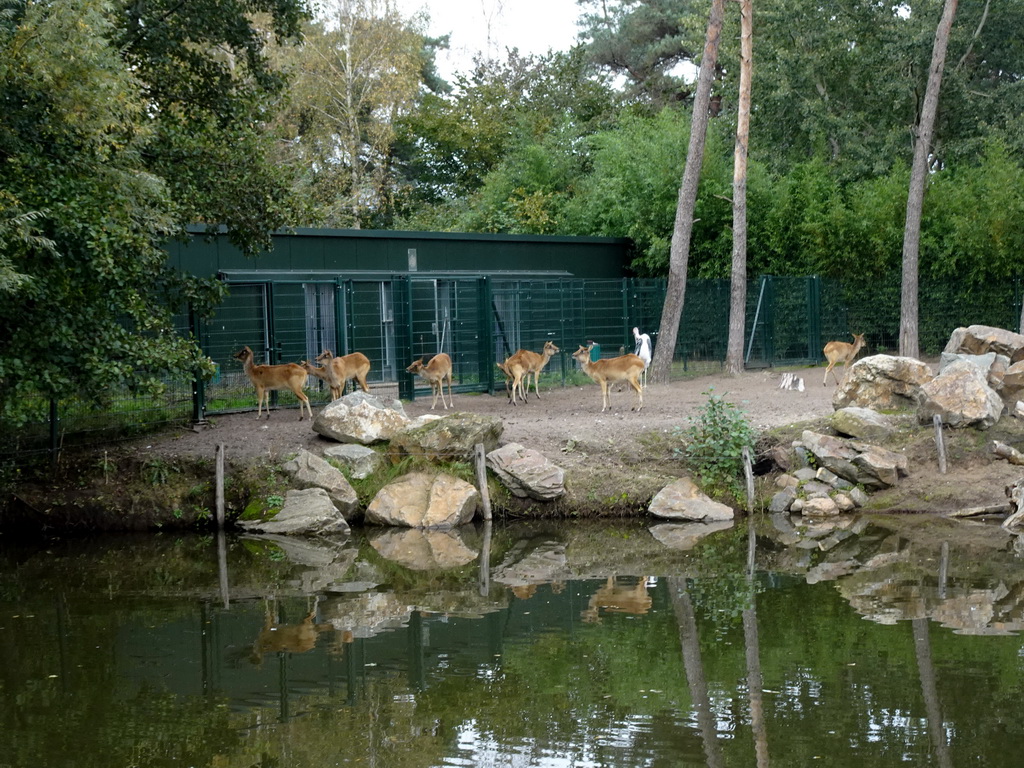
{"left": 4, "top": 272, "right": 1021, "bottom": 464}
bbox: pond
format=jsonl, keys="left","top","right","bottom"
{"left": 2, "top": 514, "right": 1023, "bottom": 767}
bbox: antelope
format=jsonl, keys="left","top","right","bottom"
{"left": 300, "top": 359, "right": 338, "bottom": 399}
{"left": 407, "top": 353, "right": 453, "bottom": 409}
{"left": 571, "top": 344, "right": 645, "bottom": 412}
{"left": 511, "top": 341, "right": 560, "bottom": 400}
{"left": 314, "top": 349, "right": 371, "bottom": 399}
{"left": 498, "top": 354, "right": 531, "bottom": 406}
{"left": 233, "top": 346, "right": 312, "bottom": 420}
{"left": 822, "top": 333, "right": 866, "bottom": 386}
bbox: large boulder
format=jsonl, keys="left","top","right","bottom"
{"left": 313, "top": 392, "right": 412, "bottom": 445}
{"left": 486, "top": 443, "right": 565, "bottom": 500}
{"left": 365, "top": 471, "right": 479, "bottom": 528}
{"left": 944, "top": 325, "right": 1024, "bottom": 361}
{"left": 648, "top": 477, "right": 735, "bottom": 522}
{"left": 237, "top": 487, "right": 351, "bottom": 536}
{"left": 367, "top": 527, "right": 479, "bottom": 570}
{"left": 388, "top": 412, "right": 503, "bottom": 463}
{"left": 939, "top": 351, "right": 1010, "bottom": 393}
{"left": 799, "top": 430, "right": 908, "bottom": 489}
{"left": 916, "top": 358, "right": 1005, "bottom": 429}
{"left": 281, "top": 449, "right": 359, "bottom": 517}
{"left": 1001, "top": 361, "right": 1024, "bottom": 405}
{"left": 833, "top": 355, "right": 934, "bottom": 411}
{"left": 829, "top": 406, "right": 900, "bottom": 441}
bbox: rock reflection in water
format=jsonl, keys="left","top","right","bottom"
{"left": 367, "top": 527, "right": 479, "bottom": 570}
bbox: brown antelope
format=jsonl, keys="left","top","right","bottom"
{"left": 822, "top": 333, "right": 866, "bottom": 386}
{"left": 314, "top": 349, "right": 371, "bottom": 399}
{"left": 511, "top": 341, "right": 560, "bottom": 400}
{"left": 571, "top": 344, "right": 645, "bottom": 412}
{"left": 407, "top": 353, "right": 453, "bottom": 409}
{"left": 581, "top": 576, "right": 653, "bottom": 623}
{"left": 233, "top": 345, "right": 312, "bottom": 420}
{"left": 498, "top": 354, "right": 531, "bottom": 405}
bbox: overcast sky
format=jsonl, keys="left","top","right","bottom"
{"left": 396, "top": 0, "right": 584, "bottom": 77}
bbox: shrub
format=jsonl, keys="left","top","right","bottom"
{"left": 679, "top": 389, "right": 756, "bottom": 499}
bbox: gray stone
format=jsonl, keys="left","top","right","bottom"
{"left": 833, "top": 354, "right": 934, "bottom": 411}
{"left": 833, "top": 493, "right": 857, "bottom": 512}
{"left": 815, "top": 467, "right": 840, "bottom": 486}
{"left": 365, "top": 471, "right": 479, "bottom": 528}
{"left": 944, "top": 325, "right": 1024, "bottom": 360}
{"left": 830, "top": 406, "right": 898, "bottom": 441}
{"left": 389, "top": 412, "right": 504, "bottom": 463}
{"left": 648, "top": 477, "right": 735, "bottom": 522}
{"left": 849, "top": 487, "right": 870, "bottom": 507}
{"left": 486, "top": 442, "right": 565, "bottom": 500}
{"left": 323, "top": 443, "right": 383, "bottom": 480}
{"left": 769, "top": 486, "right": 798, "bottom": 512}
{"left": 1001, "top": 361, "right": 1024, "bottom": 405}
{"left": 916, "top": 359, "right": 1005, "bottom": 429}
{"left": 281, "top": 449, "right": 359, "bottom": 517}
{"left": 775, "top": 474, "right": 799, "bottom": 488}
{"left": 237, "top": 488, "right": 351, "bottom": 536}
{"left": 800, "top": 430, "right": 908, "bottom": 490}
{"left": 793, "top": 467, "right": 817, "bottom": 482}
{"left": 802, "top": 480, "right": 833, "bottom": 496}
{"left": 313, "top": 392, "right": 412, "bottom": 444}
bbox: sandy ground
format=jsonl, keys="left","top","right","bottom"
{"left": 141, "top": 365, "right": 836, "bottom": 471}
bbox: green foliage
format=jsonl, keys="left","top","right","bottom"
{"left": 678, "top": 389, "right": 756, "bottom": 500}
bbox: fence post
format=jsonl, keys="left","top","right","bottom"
{"left": 474, "top": 442, "right": 492, "bottom": 522}
{"left": 190, "top": 304, "right": 206, "bottom": 424}
{"left": 396, "top": 275, "right": 415, "bottom": 402}
{"left": 48, "top": 399, "right": 59, "bottom": 466}
{"left": 933, "top": 414, "right": 947, "bottom": 474}
{"left": 742, "top": 446, "right": 755, "bottom": 514}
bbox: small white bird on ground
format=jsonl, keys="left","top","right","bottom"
{"left": 633, "top": 327, "right": 652, "bottom": 388}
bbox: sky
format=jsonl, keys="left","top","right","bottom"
{"left": 396, "top": 0, "right": 585, "bottom": 78}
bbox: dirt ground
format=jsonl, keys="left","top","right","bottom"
{"left": 143, "top": 364, "right": 834, "bottom": 470}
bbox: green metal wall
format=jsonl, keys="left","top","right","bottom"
{"left": 166, "top": 227, "right": 632, "bottom": 279}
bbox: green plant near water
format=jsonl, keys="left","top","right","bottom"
{"left": 677, "top": 389, "right": 756, "bottom": 500}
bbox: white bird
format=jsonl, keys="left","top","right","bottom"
{"left": 633, "top": 327, "right": 652, "bottom": 388}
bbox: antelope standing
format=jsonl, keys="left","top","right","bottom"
{"left": 407, "top": 353, "right": 453, "bottom": 409}
{"left": 314, "top": 349, "right": 371, "bottom": 399}
{"left": 233, "top": 346, "right": 312, "bottom": 420}
{"left": 511, "top": 341, "right": 560, "bottom": 400}
{"left": 571, "top": 344, "right": 645, "bottom": 412}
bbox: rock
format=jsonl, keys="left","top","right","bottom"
{"left": 801, "top": 496, "right": 840, "bottom": 516}
{"left": 769, "top": 486, "right": 798, "bottom": 512}
{"left": 486, "top": 443, "right": 565, "bottom": 500}
{"left": 1001, "top": 361, "right": 1024, "bottom": 405}
{"left": 367, "top": 527, "right": 479, "bottom": 570}
{"left": 1014, "top": 400, "right": 1024, "bottom": 419}
{"left": 916, "top": 359, "right": 1005, "bottom": 429}
{"left": 388, "top": 412, "right": 503, "bottom": 463}
{"left": 830, "top": 406, "right": 899, "bottom": 441}
{"left": 648, "top": 520, "right": 734, "bottom": 550}
{"left": 648, "top": 477, "right": 735, "bottom": 522}
{"left": 322, "top": 443, "right": 383, "bottom": 480}
{"left": 799, "top": 430, "right": 908, "bottom": 489}
{"left": 939, "top": 351, "right": 1010, "bottom": 392}
{"left": 943, "top": 324, "right": 1024, "bottom": 360}
{"left": 365, "top": 471, "right": 479, "bottom": 528}
{"left": 492, "top": 536, "right": 568, "bottom": 587}
{"left": 281, "top": 449, "right": 359, "bottom": 517}
{"left": 313, "top": 392, "right": 412, "bottom": 444}
{"left": 237, "top": 488, "right": 351, "bottom": 535}
{"left": 833, "top": 355, "right": 934, "bottom": 411}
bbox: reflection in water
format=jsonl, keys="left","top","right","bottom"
{"left": 2, "top": 517, "right": 1024, "bottom": 766}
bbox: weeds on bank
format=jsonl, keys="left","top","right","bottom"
{"left": 675, "top": 389, "right": 757, "bottom": 502}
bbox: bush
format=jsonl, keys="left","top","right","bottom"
{"left": 678, "top": 389, "right": 756, "bottom": 500}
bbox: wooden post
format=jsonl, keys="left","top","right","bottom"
{"left": 474, "top": 442, "right": 492, "bottom": 521}
{"left": 479, "top": 520, "right": 492, "bottom": 597}
{"left": 215, "top": 443, "right": 225, "bottom": 530}
{"left": 742, "top": 446, "right": 755, "bottom": 514}
{"left": 933, "top": 414, "right": 947, "bottom": 474}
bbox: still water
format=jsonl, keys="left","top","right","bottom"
{"left": 2, "top": 515, "right": 1023, "bottom": 767}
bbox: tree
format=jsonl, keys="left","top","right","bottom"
{"left": 900, "top": 0, "right": 959, "bottom": 359}
{"left": 725, "top": 0, "right": 753, "bottom": 375}
{"left": 649, "top": 0, "right": 726, "bottom": 383}
{"left": 269, "top": 0, "right": 437, "bottom": 228}
{"left": 0, "top": 0, "right": 307, "bottom": 420}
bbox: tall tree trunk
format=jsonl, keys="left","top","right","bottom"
{"left": 649, "top": 0, "right": 727, "bottom": 383}
{"left": 726, "top": 0, "right": 753, "bottom": 375}
{"left": 900, "top": 0, "right": 958, "bottom": 359}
